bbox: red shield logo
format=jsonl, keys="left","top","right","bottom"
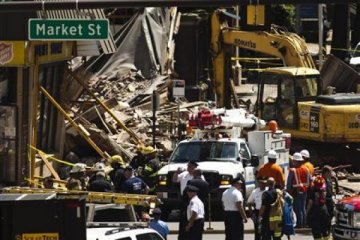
{"left": 0, "top": 42, "right": 13, "bottom": 65}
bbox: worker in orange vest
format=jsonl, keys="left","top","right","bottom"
{"left": 286, "top": 152, "right": 312, "bottom": 228}
{"left": 300, "top": 149, "right": 315, "bottom": 176}
{"left": 257, "top": 150, "right": 285, "bottom": 190}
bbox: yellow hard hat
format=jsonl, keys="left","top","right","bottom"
{"left": 111, "top": 155, "right": 124, "bottom": 164}
{"left": 142, "top": 146, "right": 157, "bottom": 155}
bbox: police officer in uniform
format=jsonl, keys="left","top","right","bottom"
{"left": 222, "top": 177, "right": 248, "bottom": 240}
{"left": 172, "top": 160, "right": 199, "bottom": 240}
{"left": 184, "top": 185, "right": 205, "bottom": 240}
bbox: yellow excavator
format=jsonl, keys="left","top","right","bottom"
{"left": 211, "top": 9, "right": 360, "bottom": 165}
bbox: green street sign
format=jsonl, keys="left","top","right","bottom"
{"left": 28, "top": 19, "right": 109, "bottom": 41}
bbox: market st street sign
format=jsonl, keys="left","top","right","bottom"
{"left": 28, "top": 19, "right": 109, "bottom": 40}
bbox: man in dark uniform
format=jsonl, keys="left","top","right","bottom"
{"left": 121, "top": 166, "right": 149, "bottom": 194}
{"left": 121, "top": 165, "right": 150, "bottom": 220}
{"left": 108, "top": 155, "right": 127, "bottom": 193}
{"left": 88, "top": 171, "right": 112, "bottom": 192}
{"left": 186, "top": 168, "right": 209, "bottom": 215}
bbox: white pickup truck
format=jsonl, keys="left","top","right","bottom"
{"left": 155, "top": 108, "right": 290, "bottom": 218}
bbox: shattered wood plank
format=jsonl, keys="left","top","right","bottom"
{"left": 38, "top": 151, "right": 61, "bottom": 180}
{"left": 87, "top": 126, "right": 132, "bottom": 158}
{"left": 64, "top": 66, "right": 94, "bottom": 102}
{"left": 68, "top": 97, "right": 118, "bottom": 128}
{"left": 157, "top": 101, "right": 208, "bottom": 114}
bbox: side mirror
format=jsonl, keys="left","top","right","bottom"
{"left": 251, "top": 155, "right": 260, "bottom": 167}
{"left": 242, "top": 159, "right": 249, "bottom": 168}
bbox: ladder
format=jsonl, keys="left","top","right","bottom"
{"left": 1, "top": 187, "right": 159, "bottom": 206}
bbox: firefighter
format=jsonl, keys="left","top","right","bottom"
{"left": 300, "top": 149, "right": 315, "bottom": 176}
{"left": 286, "top": 152, "right": 312, "bottom": 228}
{"left": 66, "top": 163, "right": 88, "bottom": 190}
{"left": 257, "top": 150, "right": 285, "bottom": 190}
{"left": 136, "top": 146, "right": 161, "bottom": 193}
{"left": 88, "top": 171, "right": 112, "bottom": 192}
{"left": 322, "top": 165, "right": 336, "bottom": 231}
{"left": 89, "top": 161, "right": 112, "bottom": 184}
{"left": 306, "top": 175, "right": 331, "bottom": 240}
{"left": 259, "top": 177, "right": 282, "bottom": 240}
{"left": 130, "top": 145, "right": 147, "bottom": 170}
{"left": 109, "top": 155, "right": 127, "bottom": 193}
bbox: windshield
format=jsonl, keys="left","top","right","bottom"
{"left": 170, "top": 141, "right": 245, "bottom": 163}
{"left": 294, "top": 76, "right": 318, "bottom": 99}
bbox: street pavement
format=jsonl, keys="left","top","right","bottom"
{"left": 168, "top": 232, "right": 314, "bottom": 240}
{"left": 166, "top": 220, "right": 312, "bottom": 238}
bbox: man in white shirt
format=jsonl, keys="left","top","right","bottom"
{"left": 247, "top": 176, "right": 268, "bottom": 240}
{"left": 172, "top": 160, "right": 198, "bottom": 195}
{"left": 172, "top": 160, "right": 198, "bottom": 240}
{"left": 184, "top": 185, "right": 205, "bottom": 240}
{"left": 222, "top": 177, "right": 248, "bottom": 240}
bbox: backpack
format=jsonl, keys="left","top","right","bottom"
{"left": 269, "top": 189, "right": 284, "bottom": 235}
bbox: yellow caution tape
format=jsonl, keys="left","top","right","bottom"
{"left": 28, "top": 145, "right": 74, "bottom": 166}
{"left": 24, "top": 177, "right": 43, "bottom": 187}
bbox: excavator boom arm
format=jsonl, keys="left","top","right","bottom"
{"left": 210, "top": 9, "right": 316, "bottom": 108}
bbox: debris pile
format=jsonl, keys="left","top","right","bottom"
{"left": 63, "top": 67, "right": 207, "bottom": 167}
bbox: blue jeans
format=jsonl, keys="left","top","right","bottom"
{"left": 293, "top": 191, "right": 307, "bottom": 228}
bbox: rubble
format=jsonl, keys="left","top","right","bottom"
{"left": 64, "top": 66, "right": 208, "bottom": 166}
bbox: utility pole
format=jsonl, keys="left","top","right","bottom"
{"left": 233, "top": 5, "right": 242, "bottom": 86}
{"left": 318, "top": 4, "right": 324, "bottom": 69}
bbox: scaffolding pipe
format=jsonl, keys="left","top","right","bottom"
{"left": 0, "top": 0, "right": 357, "bottom": 12}
{"left": 39, "top": 86, "right": 108, "bottom": 159}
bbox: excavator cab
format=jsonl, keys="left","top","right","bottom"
{"left": 257, "top": 67, "right": 321, "bottom": 130}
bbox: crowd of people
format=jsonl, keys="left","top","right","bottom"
{"left": 41, "top": 145, "right": 337, "bottom": 240}
{"left": 171, "top": 149, "right": 337, "bottom": 240}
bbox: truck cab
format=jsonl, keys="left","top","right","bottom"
{"left": 333, "top": 195, "right": 360, "bottom": 240}
{"left": 156, "top": 136, "right": 258, "bottom": 215}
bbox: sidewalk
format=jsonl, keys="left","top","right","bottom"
{"left": 167, "top": 221, "right": 311, "bottom": 234}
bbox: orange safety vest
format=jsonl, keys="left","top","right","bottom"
{"left": 290, "top": 166, "right": 310, "bottom": 192}
{"left": 303, "top": 162, "right": 315, "bottom": 176}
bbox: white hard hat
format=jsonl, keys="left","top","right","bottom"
{"left": 94, "top": 162, "right": 105, "bottom": 172}
{"left": 300, "top": 149, "right": 310, "bottom": 159}
{"left": 292, "top": 152, "right": 304, "bottom": 161}
{"left": 268, "top": 150, "right": 277, "bottom": 159}
{"left": 70, "top": 163, "right": 87, "bottom": 173}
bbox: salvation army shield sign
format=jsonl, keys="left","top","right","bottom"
{"left": 0, "top": 42, "right": 13, "bottom": 65}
